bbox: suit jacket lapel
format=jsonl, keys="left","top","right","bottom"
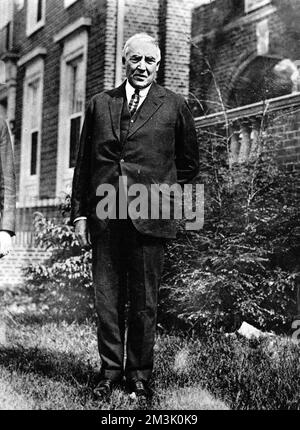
{"left": 108, "top": 82, "right": 126, "bottom": 142}
{"left": 127, "top": 82, "right": 166, "bottom": 138}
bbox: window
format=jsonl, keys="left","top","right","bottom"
{"left": 256, "top": 19, "right": 269, "bottom": 56}
{"left": 0, "top": 97, "right": 7, "bottom": 120}
{"left": 64, "top": 0, "right": 79, "bottom": 8}
{"left": 20, "top": 58, "right": 44, "bottom": 202}
{"left": 28, "top": 79, "right": 40, "bottom": 175}
{"left": 26, "top": 0, "right": 46, "bottom": 36}
{"left": 245, "top": 0, "right": 271, "bottom": 14}
{"left": 56, "top": 30, "right": 88, "bottom": 195}
{"left": 31, "top": 130, "right": 38, "bottom": 175}
{"left": 0, "top": 0, "right": 12, "bottom": 29}
{"left": 37, "top": 0, "right": 43, "bottom": 21}
{"left": 68, "top": 56, "right": 85, "bottom": 168}
{"left": 0, "top": 61, "right": 5, "bottom": 84}
{"left": 0, "top": 0, "right": 13, "bottom": 51}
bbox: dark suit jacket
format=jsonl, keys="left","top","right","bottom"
{"left": 71, "top": 81, "right": 199, "bottom": 239}
{"left": 0, "top": 118, "right": 16, "bottom": 235}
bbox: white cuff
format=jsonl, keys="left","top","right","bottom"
{"left": 73, "top": 217, "right": 87, "bottom": 224}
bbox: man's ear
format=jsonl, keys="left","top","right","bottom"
{"left": 156, "top": 61, "right": 160, "bottom": 72}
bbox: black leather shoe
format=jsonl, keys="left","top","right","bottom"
{"left": 93, "top": 378, "right": 113, "bottom": 401}
{"left": 128, "top": 379, "right": 148, "bottom": 407}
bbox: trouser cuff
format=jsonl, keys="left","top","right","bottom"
{"left": 100, "top": 369, "right": 123, "bottom": 381}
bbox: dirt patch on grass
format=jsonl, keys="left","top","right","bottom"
{"left": 159, "top": 386, "right": 229, "bottom": 410}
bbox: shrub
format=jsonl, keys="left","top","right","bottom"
{"left": 159, "top": 124, "right": 300, "bottom": 335}
{"left": 24, "top": 198, "right": 94, "bottom": 321}
{"left": 25, "top": 211, "right": 92, "bottom": 290}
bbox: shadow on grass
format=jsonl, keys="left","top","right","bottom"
{"left": 0, "top": 344, "right": 98, "bottom": 387}
{"left": 1, "top": 282, "right": 96, "bottom": 326}
{"left": 0, "top": 287, "right": 157, "bottom": 409}
{"left": 0, "top": 345, "right": 157, "bottom": 410}
{"left": 0, "top": 343, "right": 111, "bottom": 409}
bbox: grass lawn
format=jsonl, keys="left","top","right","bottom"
{"left": 0, "top": 283, "right": 228, "bottom": 410}
{"left": 0, "top": 283, "right": 299, "bottom": 410}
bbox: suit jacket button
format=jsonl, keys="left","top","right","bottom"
{"left": 120, "top": 159, "right": 125, "bottom": 163}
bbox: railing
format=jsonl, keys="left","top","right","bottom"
{"left": 195, "top": 92, "right": 300, "bottom": 127}
{"left": 15, "top": 197, "right": 65, "bottom": 248}
{"left": 195, "top": 92, "right": 300, "bottom": 166}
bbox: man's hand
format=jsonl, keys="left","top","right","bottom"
{"left": 0, "top": 231, "right": 13, "bottom": 258}
{"left": 74, "top": 219, "right": 91, "bottom": 250}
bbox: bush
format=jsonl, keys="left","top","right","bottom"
{"left": 26, "top": 211, "right": 92, "bottom": 289}
{"left": 24, "top": 198, "right": 94, "bottom": 321}
{"left": 159, "top": 125, "right": 300, "bottom": 335}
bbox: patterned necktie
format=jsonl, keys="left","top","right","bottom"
{"left": 128, "top": 89, "right": 140, "bottom": 116}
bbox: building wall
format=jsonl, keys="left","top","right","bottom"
{"left": 163, "top": 0, "right": 194, "bottom": 97}
{"left": 271, "top": 105, "right": 300, "bottom": 169}
{"left": 0, "top": 246, "right": 52, "bottom": 287}
{"left": 190, "top": 1, "right": 300, "bottom": 115}
{"left": 190, "top": 0, "right": 300, "bottom": 176}
{"left": 13, "top": 0, "right": 107, "bottom": 201}
{"left": 124, "top": 0, "right": 160, "bottom": 40}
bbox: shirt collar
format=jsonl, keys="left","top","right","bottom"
{"left": 125, "top": 80, "right": 152, "bottom": 101}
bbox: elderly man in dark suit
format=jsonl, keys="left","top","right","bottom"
{"left": 0, "top": 117, "right": 16, "bottom": 258}
{"left": 71, "top": 33, "right": 199, "bottom": 402}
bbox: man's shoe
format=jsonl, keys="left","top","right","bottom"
{"left": 93, "top": 378, "right": 113, "bottom": 401}
{"left": 128, "top": 379, "right": 148, "bottom": 407}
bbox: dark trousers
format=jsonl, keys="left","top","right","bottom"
{"left": 92, "top": 219, "right": 165, "bottom": 382}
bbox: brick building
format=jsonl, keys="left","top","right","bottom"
{"left": 0, "top": 0, "right": 299, "bottom": 285}
{"left": 0, "top": 0, "right": 199, "bottom": 285}
{"left": 190, "top": 0, "right": 300, "bottom": 113}
{"left": 189, "top": 0, "right": 300, "bottom": 320}
{"left": 190, "top": 0, "right": 300, "bottom": 167}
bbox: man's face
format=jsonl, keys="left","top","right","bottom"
{"left": 124, "top": 39, "right": 160, "bottom": 89}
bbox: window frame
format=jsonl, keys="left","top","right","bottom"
{"left": 20, "top": 58, "right": 44, "bottom": 203}
{"left": 26, "top": 0, "right": 46, "bottom": 37}
{"left": 245, "top": 0, "right": 271, "bottom": 14}
{"left": 68, "top": 54, "right": 85, "bottom": 168}
{"left": 0, "top": 0, "right": 13, "bottom": 30}
{"left": 69, "top": 114, "right": 82, "bottom": 168}
{"left": 64, "top": 0, "right": 79, "bottom": 8}
{"left": 56, "top": 30, "right": 88, "bottom": 196}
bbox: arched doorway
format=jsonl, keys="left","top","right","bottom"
{"left": 228, "top": 55, "right": 299, "bottom": 108}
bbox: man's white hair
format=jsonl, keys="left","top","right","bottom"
{"left": 122, "top": 33, "right": 161, "bottom": 63}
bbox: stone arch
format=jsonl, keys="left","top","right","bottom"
{"left": 226, "top": 54, "right": 298, "bottom": 108}
{"left": 226, "top": 50, "right": 260, "bottom": 104}
{"left": 205, "top": 49, "right": 258, "bottom": 112}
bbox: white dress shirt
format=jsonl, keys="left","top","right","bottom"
{"left": 125, "top": 80, "right": 151, "bottom": 111}
{"left": 74, "top": 80, "right": 152, "bottom": 225}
